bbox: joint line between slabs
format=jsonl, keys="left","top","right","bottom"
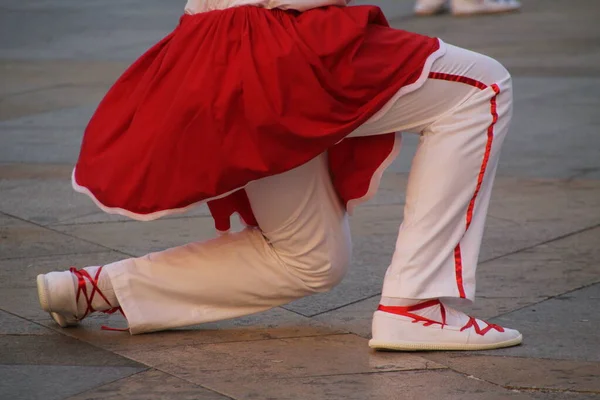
{"left": 0, "top": 210, "right": 135, "bottom": 258}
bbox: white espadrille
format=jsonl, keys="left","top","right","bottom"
{"left": 451, "top": 0, "right": 521, "bottom": 16}
{"left": 414, "top": 0, "right": 521, "bottom": 16}
{"left": 37, "top": 267, "right": 122, "bottom": 329}
{"left": 414, "top": 0, "right": 447, "bottom": 16}
{"left": 369, "top": 300, "right": 522, "bottom": 351}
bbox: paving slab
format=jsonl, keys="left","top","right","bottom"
{"left": 285, "top": 178, "right": 600, "bottom": 317}
{"left": 0, "top": 213, "right": 108, "bottom": 260}
{"left": 485, "top": 283, "right": 600, "bottom": 362}
{"left": 424, "top": 353, "right": 600, "bottom": 394}
{"left": 205, "top": 369, "right": 531, "bottom": 400}
{"left": 0, "top": 2, "right": 178, "bottom": 61}
{"left": 0, "top": 335, "right": 141, "bottom": 367}
{"left": 0, "top": 251, "right": 124, "bottom": 289}
{"left": 0, "top": 59, "right": 127, "bottom": 98}
{"left": 312, "top": 226, "right": 600, "bottom": 337}
{"left": 50, "top": 307, "right": 342, "bottom": 354}
{"left": 0, "top": 365, "right": 145, "bottom": 400}
{"left": 475, "top": 226, "right": 600, "bottom": 299}
{"left": 65, "top": 369, "right": 231, "bottom": 400}
{"left": 52, "top": 216, "right": 242, "bottom": 257}
{"left": 0, "top": 310, "right": 55, "bottom": 335}
{"left": 0, "top": 125, "right": 82, "bottom": 164}
{"left": 392, "top": 0, "right": 600, "bottom": 76}
{"left": 146, "top": 334, "right": 444, "bottom": 386}
{"left": 0, "top": 87, "right": 109, "bottom": 122}
{"left": 0, "top": 105, "right": 95, "bottom": 129}
{"left": 527, "top": 392, "right": 600, "bottom": 400}
{"left": 0, "top": 168, "right": 211, "bottom": 226}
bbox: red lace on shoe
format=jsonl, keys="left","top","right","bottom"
{"left": 378, "top": 299, "right": 448, "bottom": 328}
{"left": 70, "top": 267, "right": 128, "bottom": 331}
{"left": 460, "top": 317, "right": 504, "bottom": 335}
{"left": 377, "top": 299, "right": 504, "bottom": 336}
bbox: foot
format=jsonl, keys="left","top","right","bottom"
{"left": 414, "top": 0, "right": 448, "bottom": 16}
{"left": 37, "top": 267, "right": 119, "bottom": 328}
{"left": 369, "top": 299, "right": 522, "bottom": 351}
{"left": 451, "top": 0, "right": 521, "bottom": 16}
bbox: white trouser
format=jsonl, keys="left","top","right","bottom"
{"left": 104, "top": 44, "right": 512, "bottom": 334}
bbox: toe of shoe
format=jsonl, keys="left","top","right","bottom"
{"left": 468, "top": 327, "right": 523, "bottom": 349}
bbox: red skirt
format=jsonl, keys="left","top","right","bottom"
{"left": 73, "top": 5, "right": 441, "bottom": 231}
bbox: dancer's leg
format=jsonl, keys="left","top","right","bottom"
{"left": 351, "top": 43, "right": 513, "bottom": 304}
{"left": 38, "top": 154, "right": 351, "bottom": 334}
{"left": 350, "top": 44, "right": 520, "bottom": 350}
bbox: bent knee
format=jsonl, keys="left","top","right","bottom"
{"left": 445, "top": 44, "right": 512, "bottom": 92}
{"left": 283, "top": 240, "right": 352, "bottom": 293}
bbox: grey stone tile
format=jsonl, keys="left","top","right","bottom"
{"left": 0, "top": 335, "right": 142, "bottom": 367}
{"left": 527, "top": 392, "right": 600, "bottom": 400}
{"left": 0, "top": 251, "right": 124, "bottom": 288}
{"left": 0, "top": 163, "right": 73, "bottom": 180}
{"left": 462, "top": 296, "right": 546, "bottom": 321}
{"left": 313, "top": 226, "right": 600, "bottom": 337}
{"left": 0, "top": 287, "right": 56, "bottom": 321}
{"left": 0, "top": 310, "right": 55, "bottom": 335}
{"left": 208, "top": 369, "right": 531, "bottom": 400}
{"left": 311, "top": 295, "right": 379, "bottom": 338}
{"left": 484, "top": 284, "right": 600, "bottom": 362}
{"left": 390, "top": 78, "right": 600, "bottom": 180}
{"left": 65, "top": 369, "right": 231, "bottom": 400}
{"left": 53, "top": 217, "right": 243, "bottom": 257}
{"left": 0, "top": 214, "right": 107, "bottom": 260}
{"left": 424, "top": 354, "right": 600, "bottom": 394}
{"left": 0, "top": 86, "right": 107, "bottom": 122}
{"left": 0, "top": 365, "right": 145, "bottom": 400}
{"left": 286, "top": 177, "right": 600, "bottom": 317}
{"left": 481, "top": 179, "right": 600, "bottom": 261}
{"left": 394, "top": 0, "right": 600, "bottom": 76}
{"left": 148, "top": 334, "right": 445, "bottom": 385}
{"left": 476, "top": 227, "right": 600, "bottom": 300}
{"left": 53, "top": 307, "right": 341, "bottom": 354}
{"left": 0, "top": 2, "right": 178, "bottom": 61}
{"left": 0, "top": 60, "right": 126, "bottom": 100}
{"left": 0, "top": 179, "right": 108, "bottom": 226}
{"left": 0, "top": 105, "right": 94, "bottom": 129}
{"left": 0, "top": 175, "right": 210, "bottom": 226}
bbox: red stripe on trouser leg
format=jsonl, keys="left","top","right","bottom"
{"left": 428, "top": 72, "right": 488, "bottom": 90}
{"left": 453, "top": 244, "right": 466, "bottom": 298}
{"left": 428, "top": 73, "right": 501, "bottom": 298}
{"left": 466, "top": 84, "right": 500, "bottom": 229}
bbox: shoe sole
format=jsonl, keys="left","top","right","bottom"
{"left": 36, "top": 274, "right": 77, "bottom": 328}
{"left": 368, "top": 334, "right": 522, "bottom": 351}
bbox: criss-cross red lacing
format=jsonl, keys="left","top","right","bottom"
{"left": 378, "top": 299, "right": 448, "bottom": 328}
{"left": 69, "top": 267, "right": 127, "bottom": 331}
{"left": 378, "top": 299, "right": 504, "bottom": 336}
{"left": 460, "top": 317, "right": 504, "bottom": 335}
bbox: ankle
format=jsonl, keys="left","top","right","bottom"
{"left": 71, "top": 266, "right": 118, "bottom": 318}
{"left": 380, "top": 297, "right": 428, "bottom": 307}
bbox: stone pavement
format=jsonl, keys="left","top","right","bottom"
{"left": 1, "top": 0, "right": 599, "bottom": 398}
